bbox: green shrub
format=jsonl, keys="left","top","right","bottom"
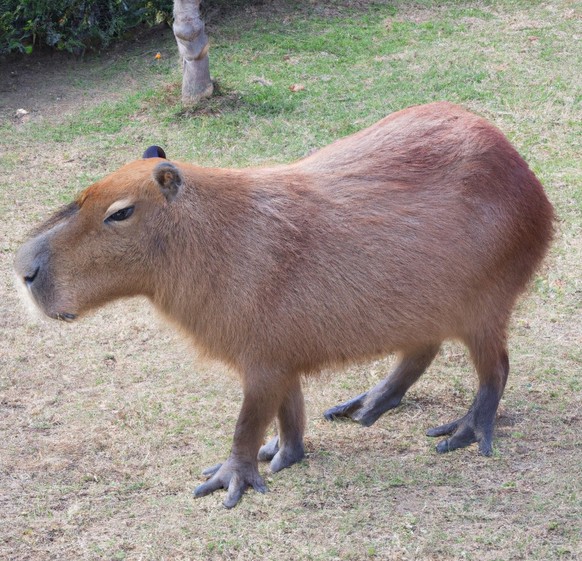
{"left": 0, "top": 0, "right": 173, "bottom": 55}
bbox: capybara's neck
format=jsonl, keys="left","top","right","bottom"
{"left": 150, "top": 165, "right": 310, "bottom": 364}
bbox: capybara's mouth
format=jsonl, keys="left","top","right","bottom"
{"left": 52, "top": 312, "right": 77, "bottom": 322}
{"left": 15, "top": 254, "right": 78, "bottom": 323}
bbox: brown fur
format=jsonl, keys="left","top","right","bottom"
{"left": 15, "top": 102, "right": 554, "bottom": 507}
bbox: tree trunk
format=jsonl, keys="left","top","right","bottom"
{"left": 173, "top": 0, "right": 213, "bottom": 106}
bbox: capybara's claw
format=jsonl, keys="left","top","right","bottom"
{"left": 193, "top": 459, "right": 267, "bottom": 508}
{"left": 201, "top": 463, "right": 223, "bottom": 478}
{"left": 426, "top": 420, "right": 460, "bottom": 438}
{"left": 428, "top": 414, "right": 492, "bottom": 456}
{"left": 323, "top": 392, "right": 367, "bottom": 421}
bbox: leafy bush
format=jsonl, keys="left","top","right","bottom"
{"left": 0, "top": 0, "right": 173, "bottom": 55}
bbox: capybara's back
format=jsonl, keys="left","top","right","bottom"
{"left": 15, "top": 102, "right": 554, "bottom": 507}
{"left": 225, "top": 102, "right": 554, "bottom": 372}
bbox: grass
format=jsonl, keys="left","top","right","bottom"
{"left": 1, "top": 1, "right": 581, "bottom": 560}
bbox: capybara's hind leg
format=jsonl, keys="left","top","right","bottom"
{"left": 258, "top": 377, "right": 306, "bottom": 472}
{"left": 427, "top": 335, "right": 509, "bottom": 456}
{"left": 324, "top": 344, "right": 440, "bottom": 426}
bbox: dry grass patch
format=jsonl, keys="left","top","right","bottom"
{"left": 1, "top": 1, "right": 580, "bottom": 560}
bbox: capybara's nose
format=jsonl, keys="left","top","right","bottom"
{"left": 24, "top": 266, "right": 40, "bottom": 286}
{"left": 15, "top": 234, "right": 50, "bottom": 289}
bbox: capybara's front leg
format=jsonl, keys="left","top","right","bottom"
{"left": 258, "top": 376, "right": 305, "bottom": 472}
{"left": 194, "top": 375, "right": 283, "bottom": 508}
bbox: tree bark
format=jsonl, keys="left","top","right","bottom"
{"left": 173, "top": 0, "right": 213, "bottom": 106}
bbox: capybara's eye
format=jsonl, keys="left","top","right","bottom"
{"left": 106, "top": 206, "right": 135, "bottom": 223}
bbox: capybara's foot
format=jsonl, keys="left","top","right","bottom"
{"left": 323, "top": 390, "right": 402, "bottom": 427}
{"left": 270, "top": 441, "right": 305, "bottom": 473}
{"left": 258, "top": 435, "right": 279, "bottom": 461}
{"left": 258, "top": 435, "right": 305, "bottom": 472}
{"left": 193, "top": 458, "right": 267, "bottom": 508}
{"left": 323, "top": 392, "right": 368, "bottom": 422}
{"left": 427, "top": 415, "right": 493, "bottom": 456}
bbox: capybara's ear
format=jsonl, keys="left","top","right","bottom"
{"left": 143, "top": 145, "right": 167, "bottom": 159}
{"left": 153, "top": 162, "right": 183, "bottom": 201}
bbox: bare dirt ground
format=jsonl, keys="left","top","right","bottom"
{"left": 0, "top": 24, "right": 174, "bottom": 125}
{"left": 1, "top": 2, "right": 581, "bottom": 560}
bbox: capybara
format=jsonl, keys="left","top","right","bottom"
{"left": 15, "top": 102, "right": 554, "bottom": 508}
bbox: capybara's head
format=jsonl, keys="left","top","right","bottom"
{"left": 14, "top": 147, "right": 182, "bottom": 321}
